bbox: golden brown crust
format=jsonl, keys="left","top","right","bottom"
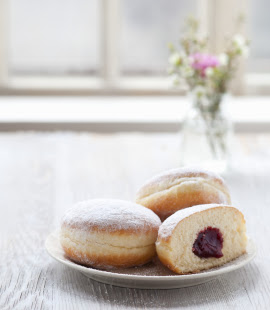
{"left": 139, "top": 185, "right": 228, "bottom": 221}
{"left": 136, "top": 168, "right": 231, "bottom": 221}
{"left": 62, "top": 244, "right": 156, "bottom": 269}
{"left": 156, "top": 253, "right": 179, "bottom": 274}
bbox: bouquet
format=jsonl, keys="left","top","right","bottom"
{"left": 168, "top": 17, "right": 249, "bottom": 159}
{"left": 168, "top": 17, "right": 249, "bottom": 103}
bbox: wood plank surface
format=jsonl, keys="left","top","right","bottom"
{"left": 0, "top": 132, "right": 269, "bottom": 310}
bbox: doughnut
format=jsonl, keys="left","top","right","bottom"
{"left": 135, "top": 167, "right": 231, "bottom": 221}
{"left": 60, "top": 199, "right": 161, "bottom": 269}
{"left": 156, "top": 204, "right": 247, "bottom": 274}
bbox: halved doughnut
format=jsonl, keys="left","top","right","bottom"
{"left": 156, "top": 204, "right": 247, "bottom": 274}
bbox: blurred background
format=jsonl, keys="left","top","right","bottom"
{"left": 0, "top": 0, "right": 269, "bottom": 131}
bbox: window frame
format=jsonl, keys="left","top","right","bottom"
{"left": 0, "top": 0, "right": 268, "bottom": 96}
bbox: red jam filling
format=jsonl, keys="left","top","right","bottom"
{"left": 192, "top": 226, "right": 223, "bottom": 258}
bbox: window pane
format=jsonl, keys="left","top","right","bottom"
{"left": 9, "top": 0, "right": 99, "bottom": 76}
{"left": 248, "top": 0, "right": 270, "bottom": 72}
{"left": 120, "top": 0, "right": 197, "bottom": 76}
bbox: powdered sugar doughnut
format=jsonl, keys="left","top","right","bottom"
{"left": 156, "top": 204, "right": 247, "bottom": 274}
{"left": 136, "top": 167, "right": 231, "bottom": 221}
{"left": 60, "top": 199, "right": 161, "bottom": 269}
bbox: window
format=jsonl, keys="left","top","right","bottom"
{"left": 9, "top": 0, "right": 99, "bottom": 76}
{"left": 0, "top": 0, "right": 268, "bottom": 95}
{"left": 244, "top": 0, "right": 270, "bottom": 94}
{"left": 119, "top": 0, "right": 197, "bottom": 76}
{"left": 248, "top": 0, "right": 270, "bottom": 73}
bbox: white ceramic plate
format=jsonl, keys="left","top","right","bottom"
{"left": 45, "top": 231, "right": 256, "bottom": 290}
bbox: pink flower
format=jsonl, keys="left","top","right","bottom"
{"left": 190, "top": 53, "right": 219, "bottom": 77}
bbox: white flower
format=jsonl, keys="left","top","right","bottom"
{"left": 205, "top": 67, "right": 214, "bottom": 77}
{"left": 169, "top": 52, "right": 181, "bottom": 66}
{"left": 181, "top": 66, "right": 194, "bottom": 78}
{"left": 218, "top": 53, "right": 229, "bottom": 66}
{"left": 233, "top": 34, "right": 246, "bottom": 47}
{"left": 239, "top": 45, "right": 249, "bottom": 58}
{"left": 232, "top": 34, "right": 249, "bottom": 58}
{"left": 192, "top": 85, "right": 207, "bottom": 98}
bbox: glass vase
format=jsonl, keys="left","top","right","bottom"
{"left": 181, "top": 93, "right": 233, "bottom": 173}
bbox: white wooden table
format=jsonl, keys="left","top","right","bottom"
{"left": 0, "top": 132, "right": 269, "bottom": 309}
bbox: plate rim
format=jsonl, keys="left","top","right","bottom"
{"left": 45, "top": 230, "right": 257, "bottom": 282}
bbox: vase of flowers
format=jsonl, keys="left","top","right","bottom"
{"left": 169, "top": 17, "right": 249, "bottom": 172}
{"left": 182, "top": 92, "right": 232, "bottom": 172}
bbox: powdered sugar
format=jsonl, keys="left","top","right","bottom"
{"left": 149, "top": 167, "right": 224, "bottom": 182}
{"left": 136, "top": 166, "right": 228, "bottom": 200}
{"left": 158, "top": 204, "right": 233, "bottom": 240}
{"left": 62, "top": 199, "right": 161, "bottom": 232}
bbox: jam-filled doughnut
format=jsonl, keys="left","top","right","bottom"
{"left": 155, "top": 204, "right": 247, "bottom": 274}
{"left": 135, "top": 167, "right": 231, "bottom": 221}
{"left": 60, "top": 199, "right": 161, "bottom": 269}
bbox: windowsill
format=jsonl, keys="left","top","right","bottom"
{"left": 0, "top": 96, "right": 269, "bottom": 132}
{"left": 1, "top": 76, "right": 185, "bottom": 95}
